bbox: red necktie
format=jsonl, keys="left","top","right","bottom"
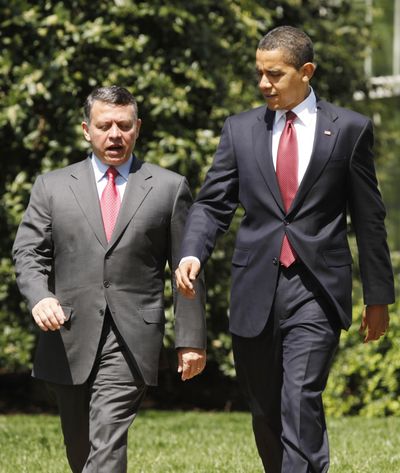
{"left": 101, "top": 167, "right": 121, "bottom": 242}
{"left": 276, "top": 111, "right": 298, "bottom": 267}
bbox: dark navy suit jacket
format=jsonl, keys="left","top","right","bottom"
{"left": 181, "top": 100, "right": 395, "bottom": 337}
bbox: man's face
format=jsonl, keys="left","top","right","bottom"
{"left": 255, "top": 48, "right": 315, "bottom": 111}
{"left": 82, "top": 101, "right": 141, "bottom": 166}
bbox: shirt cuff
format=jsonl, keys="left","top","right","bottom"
{"left": 179, "top": 256, "right": 201, "bottom": 267}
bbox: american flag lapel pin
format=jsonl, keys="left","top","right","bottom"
{"left": 324, "top": 130, "right": 332, "bottom": 136}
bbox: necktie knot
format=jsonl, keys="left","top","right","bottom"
{"left": 106, "top": 166, "right": 119, "bottom": 181}
{"left": 285, "top": 111, "right": 297, "bottom": 125}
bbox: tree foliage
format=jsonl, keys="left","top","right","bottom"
{"left": 325, "top": 297, "right": 400, "bottom": 417}
{"left": 1, "top": 0, "right": 398, "bottom": 415}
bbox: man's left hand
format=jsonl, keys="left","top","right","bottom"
{"left": 177, "top": 348, "right": 206, "bottom": 381}
{"left": 359, "top": 304, "right": 389, "bottom": 343}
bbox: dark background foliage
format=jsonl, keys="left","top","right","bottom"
{"left": 0, "top": 0, "right": 399, "bottom": 414}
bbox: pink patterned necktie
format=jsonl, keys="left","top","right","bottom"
{"left": 276, "top": 111, "right": 298, "bottom": 267}
{"left": 100, "top": 166, "right": 121, "bottom": 242}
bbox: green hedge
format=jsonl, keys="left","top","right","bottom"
{"left": 325, "top": 254, "right": 400, "bottom": 417}
{"left": 2, "top": 0, "right": 399, "bottom": 416}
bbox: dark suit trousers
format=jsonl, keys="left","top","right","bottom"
{"left": 233, "top": 263, "right": 341, "bottom": 473}
{"left": 48, "top": 312, "right": 147, "bottom": 473}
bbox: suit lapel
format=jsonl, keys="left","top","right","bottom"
{"left": 108, "top": 158, "right": 153, "bottom": 247}
{"left": 253, "top": 107, "right": 285, "bottom": 212}
{"left": 288, "top": 100, "right": 339, "bottom": 216}
{"left": 69, "top": 157, "right": 108, "bottom": 249}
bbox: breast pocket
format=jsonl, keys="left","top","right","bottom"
{"left": 326, "top": 155, "right": 348, "bottom": 170}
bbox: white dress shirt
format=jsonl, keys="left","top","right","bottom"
{"left": 91, "top": 153, "right": 133, "bottom": 201}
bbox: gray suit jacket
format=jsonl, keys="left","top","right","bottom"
{"left": 13, "top": 156, "right": 206, "bottom": 386}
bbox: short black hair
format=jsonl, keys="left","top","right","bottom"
{"left": 83, "top": 86, "right": 138, "bottom": 123}
{"left": 258, "top": 26, "right": 314, "bottom": 70}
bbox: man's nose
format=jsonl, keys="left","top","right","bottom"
{"left": 109, "top": 123, "right": 122, "bottom": 138}
{"left": 259, "top": 74, "right": 271, "bottom": 89}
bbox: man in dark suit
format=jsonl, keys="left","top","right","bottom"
{"left": 13, "top": 85, "right": 206, "bottom": 473}
{"left": 176, "top": 26, "right": 394, "bottom": 472}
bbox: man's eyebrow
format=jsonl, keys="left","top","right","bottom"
{"left": 96, "top": 118, "right": 132, "bottom": 124}
{"left": 255, "top": 66, "right": 282, "bottom": 73}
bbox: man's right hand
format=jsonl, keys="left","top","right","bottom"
{"left": 175, "top": 259, "right": 201, "bottom": 299}
{"left": 32, "top": 297, "right": 66, "bottom": 331}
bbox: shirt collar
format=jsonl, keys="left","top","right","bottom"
{"left": 91, "top": 154, "right": 133, "bottom": 182}
{"left": 274, "top": 88, "right": 317, "bottom": 127}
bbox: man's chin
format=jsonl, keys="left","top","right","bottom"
{"left": 101, "top": 153, "right": 130, "bottom": 166}
{"left": 265, "top": 98, "right": 282, "bottom": 110}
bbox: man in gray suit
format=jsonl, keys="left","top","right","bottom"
{"left": 12, "top": 85, "right": 206, "bottom": 473}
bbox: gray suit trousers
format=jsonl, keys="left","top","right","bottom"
{"left": 48, "top": 313, "right": 147, "bottom": 473}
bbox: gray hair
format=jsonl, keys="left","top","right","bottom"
{"left": 258, "top": 26, "right": 314, "bottom": 70}
{"left": 83, "top": 86, "right": 138, "bottom": 123}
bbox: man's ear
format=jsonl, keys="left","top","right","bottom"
{"left": 82, "top": 121, "right": 91, "bottom": 142}
{"left": 135, "top": 118, "right": 142, "bottom": 138}
{"left": 302, "top": 62, "right": 316, "bottom": 83}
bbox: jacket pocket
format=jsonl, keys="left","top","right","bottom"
{"left": 139, "top": 307, "right": 166, "bottom": 324}
{"left": 61, "top": 305, "right": 73, "bottom": 321}
{"left": 322, "top": 248, "right": 353, "bottom": 267}
{"left": 232, "top": 248, "right": 250, "bottom": 267}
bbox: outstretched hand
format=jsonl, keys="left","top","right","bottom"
{"left": 175, "top": 259, "right": 201, "bottom": 299}
{"left": 359, "top": 304, "right": 389, "bottom": 343}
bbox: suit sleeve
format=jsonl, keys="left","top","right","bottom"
{"left": 348, "top": 119, "right": 395, "bottom": 305}
{"left": 169, "top": 177, "right": 207, "bottom": 349}
{"left": 180, "top": 117, "right": 240, "bottom": 265}
{"left": 12, "top": 175, "right": 56, "bottom": 311}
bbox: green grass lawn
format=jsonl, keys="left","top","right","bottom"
{"left": 0, "top": 411, "right": 399, "bottom": 472}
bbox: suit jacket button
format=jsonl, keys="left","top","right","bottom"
{"left": 99, "top": 309, "right": 104, "bottom": 316}
{"left": 272, "top": 257, "right": 279, "bottom": 265}
{"left": 103, "top": 280, "right": 110, "bottom": 288}
{"left": 283, "top": 220, "right": 289, "bottom": 226}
